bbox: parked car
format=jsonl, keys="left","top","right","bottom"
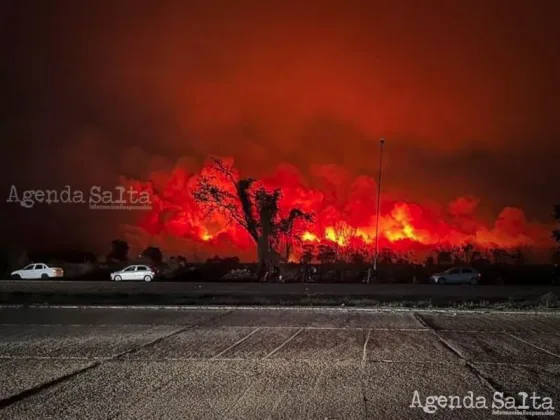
{"left": 430, "top": 267, "right": 481, "bottom": 285}
{"left": 11, "top": 263, "right": 64, "bottom": 279}
{"left": 110, "top": 265, "right": 157, "bottom": 282}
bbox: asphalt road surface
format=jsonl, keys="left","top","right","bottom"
{"left": 1, "top": 280, "right": 558, "bottom": 300}
{"left": 0, "top": 306, "right": 559, "bottom": 419}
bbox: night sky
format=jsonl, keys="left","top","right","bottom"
{"left": 1, "top": 1, "right": 559, "bottom": 255}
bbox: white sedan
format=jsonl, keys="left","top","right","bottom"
{"left": 110, "top": 265, "right": 156, "bottom": 282}
{"left": 11, "top": 263, "right": 64, "bottom": 279}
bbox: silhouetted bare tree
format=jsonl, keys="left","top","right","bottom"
{"left": 193, "top": 158, "right": 312, "bottom": 273}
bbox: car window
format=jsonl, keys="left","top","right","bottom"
{"left": 462, "top": 268, "right": 473, "bottom": 274}
{"left": 34, "top": 264, "right": 43, "bottom": 270}
{"left": 449, "top": 268, "right": 460, "bottom": 274}
{"left": 23, "top": 264, "right": 34, "bottom": 270}
{"left": 137, "top": 266, "right": 146, "bottom": 271}
{"left": 124, "top": 266, "right": 135, "bottom": 272}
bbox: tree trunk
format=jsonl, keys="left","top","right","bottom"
{"left": 257, "top": 235, "right": 270, "bottom": 273}
{"left": 258, "top": 199, "right": 274, "bottom": 278}
{"left": 285, "top": 240, "right": 292, "bottom": 261}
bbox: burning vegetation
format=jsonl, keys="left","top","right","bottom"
{"left": 124, "top": 157, "right": 555, "bottom": 267}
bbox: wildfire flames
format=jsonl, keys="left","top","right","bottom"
{"left": 125, "top": 158, "right": 553, "bottom": 262}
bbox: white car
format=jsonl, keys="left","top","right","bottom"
{"left": 110, "top": 265, "right": 156, "bottom": 282}
{"left": 430, "top": 267, "right": 481, "bottom": 285}
{"left": 11, "top": 263, "right": 64, "bottom": 280}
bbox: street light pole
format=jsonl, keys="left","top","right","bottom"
{"left": 372, "top": 137, "right": 385, "bottom": 276}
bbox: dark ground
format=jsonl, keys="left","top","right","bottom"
{"left": 1, "top": 281, "right": 559, "bottom": 308}
{"left": 0, "top": 306, "right": 559, "bottom": 419}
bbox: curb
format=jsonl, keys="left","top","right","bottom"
{"left": 1, "top": 304, "right": 559, "bottom": 315}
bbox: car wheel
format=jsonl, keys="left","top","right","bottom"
{"left": 470, "top": 277, "right": 478, "bottom": 285}
{"left": 438, "top": 277, "right": 446, "bottom": 284}
{"left": 41, "top": 274, "right": 49, "bottom": 279}
{"left": 114, "top": 275, "right": 122, "bottom": 281}
{"left": 11, "top": 274, "right": 21, "bottom": 280}
{"left": 144, "top": 275, "right": 152, "bottom": 282}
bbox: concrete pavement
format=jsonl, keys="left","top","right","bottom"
{"left": 0, "top": 307, "right": 559, "bottom": 419}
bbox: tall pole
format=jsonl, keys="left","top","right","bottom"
{"left": 373, "top": 137, "right": 385, "bottom": 274}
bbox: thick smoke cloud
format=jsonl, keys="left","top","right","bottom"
{"left": 1, "top": 1, "right": 558, "bottom": 257}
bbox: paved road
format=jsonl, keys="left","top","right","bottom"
{"left": 1, "top": 280, "right": 558, "bottom": 300}
{"left": 0, "top": 306, "right": 559, "bottom": 419}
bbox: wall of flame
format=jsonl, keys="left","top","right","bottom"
{"left": 119, "top": 158, "right": 554, "bottom": 262}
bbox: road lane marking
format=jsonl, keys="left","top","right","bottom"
{"left": 211, "top": 328, "right": 262, "bottom": 359}
{"left": 0, "top": 310, "right": 234, "bottom": 410}
{"left": 0, "top": 355, "right": 101, "bottom": 360}
{"left": 362, "top": 329, "right": 371, "bottom": 363}
{"left": 506, "top": 332, "right": 560, "bottom": 360}
{"left": 413, "top": 312, "right": 524, "bottom": 403}
{"left": 263, "top": 328, "right": 304, "bottom": 358}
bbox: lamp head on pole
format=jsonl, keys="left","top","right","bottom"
{"left": 380, "top": 137, "right": 385, "bottom": 145}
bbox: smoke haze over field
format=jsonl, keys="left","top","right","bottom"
{"left": 1, "top": 1, "right": 559, "bottom": 258}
